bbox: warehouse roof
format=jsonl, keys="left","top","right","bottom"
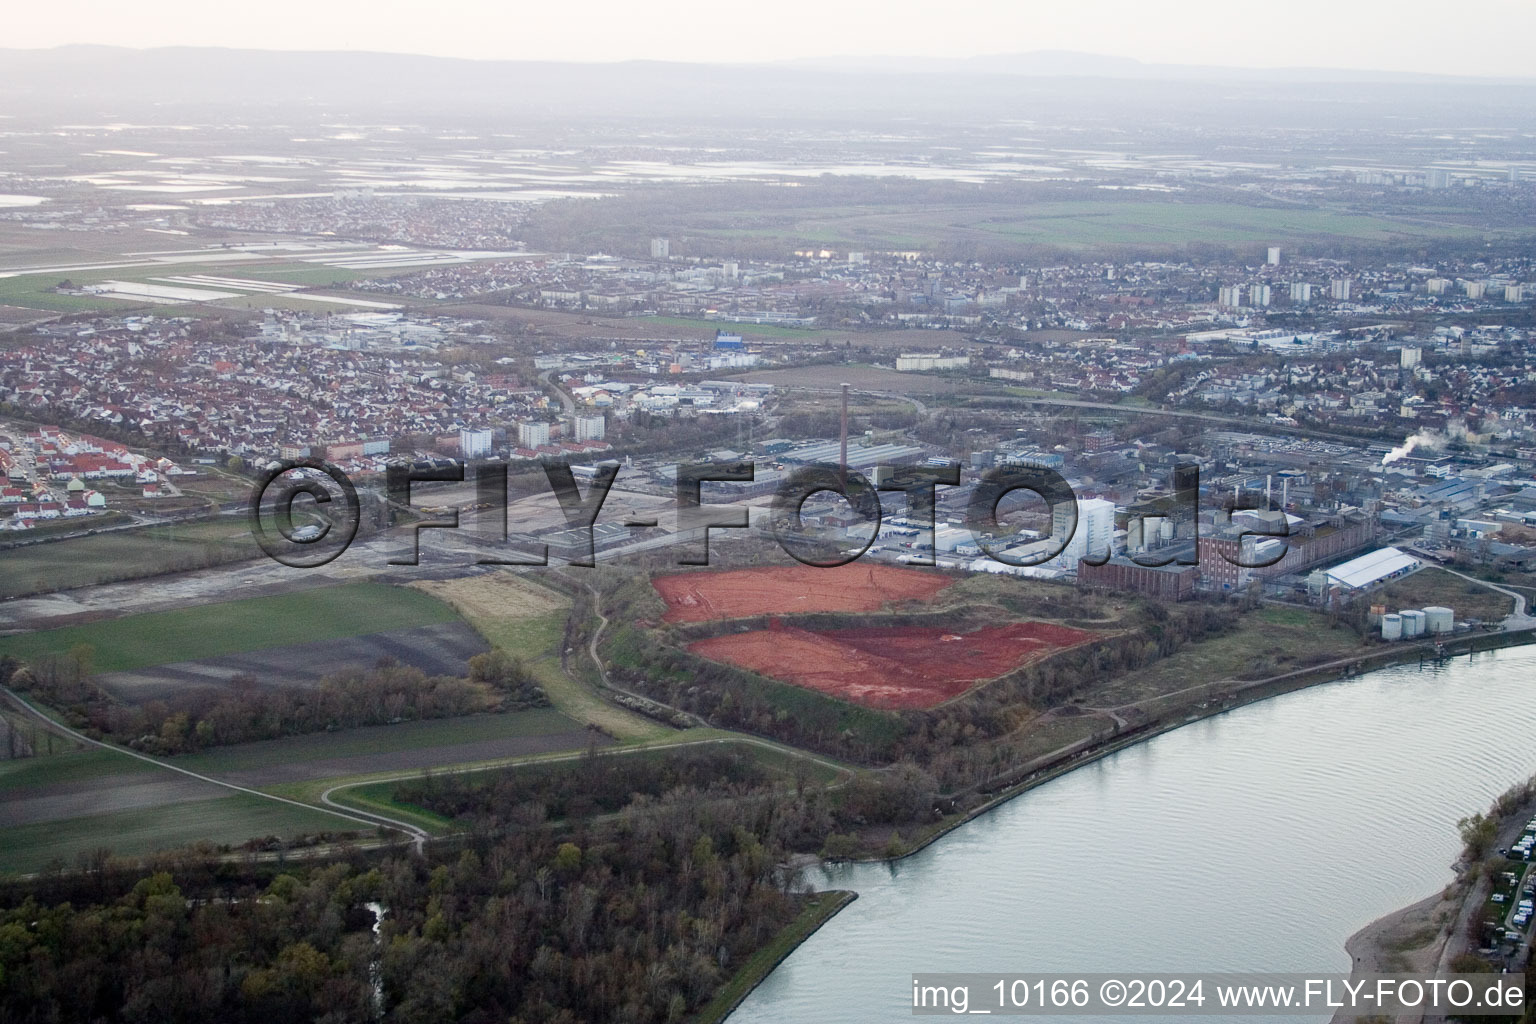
{"left": 1321, "top": 546, "right": 1421, "bottom": 589}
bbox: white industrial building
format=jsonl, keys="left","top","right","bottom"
{"left": 1310, "top": 546, "right": 1421, "bottom": 595}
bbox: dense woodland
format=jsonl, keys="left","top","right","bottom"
{"left": 397, "top": 746, "right": 943, "bottom": 860}
{"left": 0, "top": 783, "right": 808, "bottom": 1024}
{"left": 1, "top": 649, "right": 546, "bottom": 755}
{"left": 399, "top": 747, "right": 774, "bottom": 824}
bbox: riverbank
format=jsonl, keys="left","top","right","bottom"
{"left": 849, "top": 626, "right": 1536, "bottom": 870}
{"left": 724, "top": 642, "right": 1536, "bottom": 1024}
{"left": 698, "top": 890, "right": 858, "bottom": 1024}
{"left": 1332, "top": 785, "right": 1536, "bottom": 1023}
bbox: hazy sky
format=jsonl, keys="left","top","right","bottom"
{"left": 8, "top": 0, "right": 1534, "bottom": 78}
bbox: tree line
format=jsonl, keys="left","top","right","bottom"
{"left": 2, "top": 649, "right": 546, "bottom": 756}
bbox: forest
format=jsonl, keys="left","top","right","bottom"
{"left": 0, "top": 782, "right": 812, "bottom": 1024}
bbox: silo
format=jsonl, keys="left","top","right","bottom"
{"left": 1400, "top": 609, "right": 1427, "bottom": 638}
{"left": 1381, "top": 614, "right": 1403, "bottom": 640}
{"left": 1423, "top": 606, "right": 1455, "bottom": 634}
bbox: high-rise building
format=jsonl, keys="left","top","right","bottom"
{"left": 1330, "top": 278, "right": 1352, "bottom": 302}
{"left": 1289, "top": 282, "right": 1312, "bottom": 303}
{"left": 1465, "top": 280, "right": 1486, "bottom": 299}
{"left": 1427, "top": 167, "right": 1452, "bottom": 189}
{"left": 573, "top": 414, "right": 606, "bottom": 442}
{"left": 1218, "top": 285, "right": 1244, "bottom": 308}
{"left": 1267, "top": 246, "right": 1282, "bottom": 266}
{"left": 459, "top": 428, "right": 493, "bottom": 459}
{"left": 1426, "top": 277, "right": 1450, "bottom": 295}
{"left": 1249, "top": 283, "right": 1271, "bottom": 307}
{"left": 1053, "top": 497, "right": 1116, "bottom": 569}
{"left": 518, "top": 421, "right": 551, "bottom": 448}
{"left": 1507, "top": 284, "right": 1525, "bottom": 303}
{"left": 1400, "top": 345, "right": 1422, "bottom": 369}
{"left": 650, "top": 237, "right": 670, "bottom": 259}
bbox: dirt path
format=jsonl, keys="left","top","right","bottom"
{"left": 1, "top": 683, "right": 429, "bottom": 850}
{"left": 1437, "top": 567, "right": 1535, "bottom": 629}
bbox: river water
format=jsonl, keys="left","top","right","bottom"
{"left": 729, "top": 646, "right": 1536, "bottom": 1023}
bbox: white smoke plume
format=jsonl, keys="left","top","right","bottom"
{"left": 1382, "top": 430, "right": 1440, "bottom": 465}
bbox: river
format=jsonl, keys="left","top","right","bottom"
{"left": 728, "top": 645, "right": 1536, "bottom": 1023}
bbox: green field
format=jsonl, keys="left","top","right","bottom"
{"left": 175, "top": 708, "right": 584, "bottom": 776}
{"left": 0, "top": 793, "right": 357, "bottom": 875}
{"left": 0, "top": 259, "right": 418, "bottom": 314}
{"left": 235, "top": 264, "right": 403, "bottom": 287}
{"left": 1081, "top": 606, "right": 1365, "bottom": 707}
{"left": 973, "top": 201, "right": 1484, "bottom": 247}
{"left": 1376, "top": 568, "right": 1515, "bottom": 623}
{"left": 0, "top": 581, "right": 459, "bottom": 672}
{"left": 0, "top": 518, "right": 260, "bottom": 600}
{"left": 678, "top": 198, "right": 1503, "bottom": 254}
{"left": 0, "top": 747, "right": 150, "bottom": 794}
{"left": 636, "top": 315, "right": 821, "bottom": 338}
{"left": 0, "top": 275, "right": 142, "bottom": 312}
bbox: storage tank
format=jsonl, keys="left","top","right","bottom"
{"left": 1381, "top": 614, "right": 1403, "bottom": 640}
{"left": 1399, "top": 609, "right": 1427, "bottom": 638}
{"left": 1423, "top": 606, "right": 1455, "bottom": 634}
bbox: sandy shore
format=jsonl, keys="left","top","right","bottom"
{"left": 1333, "top": 891, "right": 1455, "bottom": 1024}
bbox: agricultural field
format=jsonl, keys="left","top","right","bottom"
{"left": 0, "top": 581, "right": 459, "bottom": 673}
{"left": 653, "top": 563, "right": 955, "bottom": 622}
{"left": 671, "top": 197, "right": 1499, "bottom": 254}
{"left": 175, "top": 708, "right": 595, "bottom": 786}
{"left": 686, "top": 620, "right": 1100, "bottom": 709}
{"left": 93, "top": 622, "right": 487, "bottom": 703}
{"left": 0, "top": 793, "right": 358, "bottom": 875}
{"left": 0, "top": 257, "right": 418, "bottom": 315}
{"left": 0, "top": 518, "right": 261, "bottom": 601}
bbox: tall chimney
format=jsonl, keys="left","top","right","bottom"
{"left": 1266, "top": 474, "right": 1272, "bottom": 508}
{"left": 839, "top": 383, "right": 850, "bottom": 490}
{"left": 1282, "top": 478, "right": 1289, "bottom": 510}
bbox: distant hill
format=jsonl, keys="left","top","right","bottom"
{"left": 0, "top": 45, "right": 1532, "bottom": 121}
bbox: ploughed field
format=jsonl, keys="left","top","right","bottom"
{"left": 653, "top": 564, "right": 954, "bottom": 623}
{"left": 93, "top": 622, "right": 488, "bottom": 702}
{"left": 686, "top": 621, "right": 1099, "bottom": 709}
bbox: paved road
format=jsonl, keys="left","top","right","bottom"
{"left": 538, "top": 369, "right": 576, "bottom": 415}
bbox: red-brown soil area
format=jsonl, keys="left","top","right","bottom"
{"left": 653, "top": 563, "right": 955, "bottom": 623}
{"left": 686, "top": 620, "right": 1099, "bottom": 709}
